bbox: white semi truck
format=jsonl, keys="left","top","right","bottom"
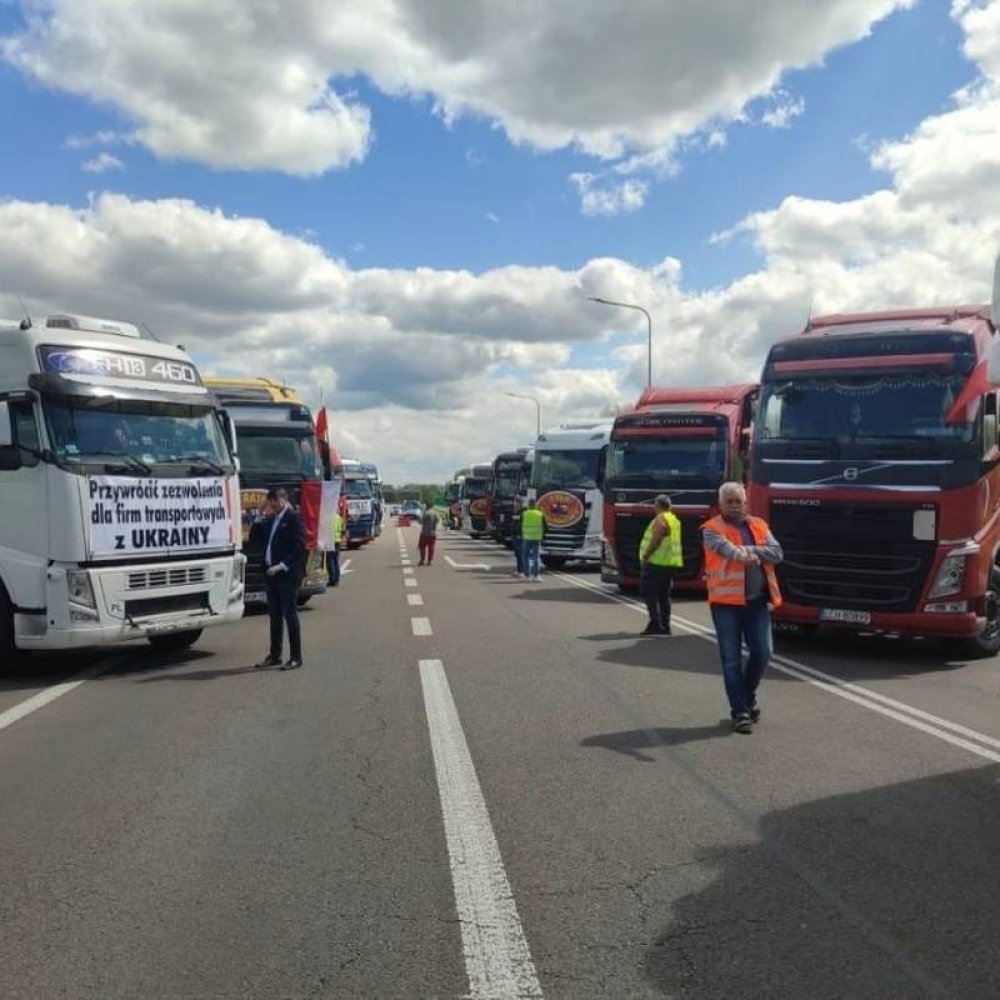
{"left": 530, "top": 422, "right": 612, "bottom": 569}
{"left": 0, "top": 312, "right": 245, "bottom": 655}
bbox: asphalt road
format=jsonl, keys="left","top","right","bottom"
{"left": 3, "top": 525, "right": 1000, "bottom": 998}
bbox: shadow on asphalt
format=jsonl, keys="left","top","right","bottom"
{"left": 643, "top": 765, "right": 1000, "bottom": 997}
{"left": 581, "top": 723, "right": 732, "bottom": 760}
{"left": 592, "top": 636, "right": 718, "bottom": 674}
{"left": 0, "top": 649, "right": 104, "bottom": 689}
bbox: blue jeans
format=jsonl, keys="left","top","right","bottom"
{"left": 327, "top": 548, "right": 340, "bottom": 585}
{"left": 523, "top": 540, "right": 540, "bottom": 578}
{"left": 710, "top": 598, "right": 772, "bottom": 717}
{"left": 514, "top": 537, "right": 525, "bottom": 574}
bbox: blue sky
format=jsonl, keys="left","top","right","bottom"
{"left": 1, "top": 1, "right": 999, "bottom": 481}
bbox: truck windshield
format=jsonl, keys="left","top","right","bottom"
{"left": 757, "top": 374, "right": 978, "bottom": 457}
{"left": 237, "top": 428, "right": 321, "bottom": 478}
{"left": 44, "top": 397, "right": 229, "bottom": 466}
{"left": 607, "top": 434, "right": 726, "bottom": 486}
{"left": 532, "top": 449, "right": 601, "bottom": 489}
{"left": 463, "top": 478, "right": 487, "bottom": 499}
{"left": 493, "top": 469, "right": 520, "bottom": 497}
{"left": 344, "top": 478, "right": 372, "bottom": 498}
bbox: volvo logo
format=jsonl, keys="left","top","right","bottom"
{"left": 843, "top": 467, "right": 859, "bottom": 481}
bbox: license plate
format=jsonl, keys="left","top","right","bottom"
{"left": 245, "top": 590, "right": 266, "bottom": 603}
{"left": 818, "top": 608, "right": 871, "bottom": 625}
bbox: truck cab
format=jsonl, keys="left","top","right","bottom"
{"left": 0, "top": 313, "right": 245, "bottom": 654}
{"left": 750, "top": 301, "right": 1000, "bottom": 656}
{"left": 602, "top": 385, "right": 756, "bottom": 590}
{"left": 530, "top": 422, "right": 611, "bottom": 569}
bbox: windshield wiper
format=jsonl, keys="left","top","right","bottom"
{"left": 173, "top": 454, "right": 226, "bottom": 474}
{"left": 103, "top": 452, "right": 152, "bottom": 475}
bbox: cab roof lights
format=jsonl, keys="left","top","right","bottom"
{"left": 44, "top": 313, "right": 142, "bottom": 339}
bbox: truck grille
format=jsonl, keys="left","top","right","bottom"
{"left": 124, "top": 593, "right": 209, "bottom": 619}
{"left": 127, "top": 566, "right": 208, "bottom": 590}
{"left": 614, "top": 512, "right": 705, "bottom": 580}
{"left": 543, "top": 520, "right": 588, "bottom": 554}
{"left": 769, "top": 501, "right": 935, "bottom": 613}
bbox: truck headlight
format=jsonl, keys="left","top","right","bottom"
{"left": 603, "top": 539, "right": 618, "bottom": 571}
{"left": 928, "top": 553, "right": 967, "bottom": 599}
{"left": 67, "top": 568, "right": 98, "bottom": 621}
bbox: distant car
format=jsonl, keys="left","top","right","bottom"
{"left": 402, "top": 503, "right": 422, "bottom": 517}
{"left": 388, "top": 504, "right": 402, "bottom": 516}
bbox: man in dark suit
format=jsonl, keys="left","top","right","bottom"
{"left": 254, "top": 487, "right": 306, "bottom": 670}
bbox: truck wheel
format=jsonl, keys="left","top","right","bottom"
{"left": 960, "top": 567, "right": 1000, "bottom": 659}
{"left": 541, "top": 555, "right": 567, "bottom": 570}
{"left": 0, "top": 585, "right": 16, "bottom": 657}
{"left": 147, "top": 629, "right": 202, "bottom": 652}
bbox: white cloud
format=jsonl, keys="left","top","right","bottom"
{"left": 486, "top": 211, "right": 500, "bottom": 224}
{"left": 570, "top": 173, "right": 649, "bottom": 217}
{"left": 759, "top": 92, "right": 805, "bottom": 129}
{"left": 3, "top": 0, "right": 911, "bottom": 174}
{"left": 81, "top": 152, "right": 124, "bottom": 173}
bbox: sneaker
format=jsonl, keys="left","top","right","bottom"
{"left": 255, "top": 654, "right": 282, "bottom": 669}
{"left": 749, "top": 703, "right": 761, "bottom": 724}
{"left": 512, "top": 571, "right": 523, "bottom": 578}
{"left": 281, "top": 659, "right": 303, "bottom": 671}
{"left": 732, "top": 713, "right": 753, "bottom": 734}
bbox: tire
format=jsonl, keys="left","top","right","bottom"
{"left": 147, "top": 629, "right": 202, "bottom": 652}
{"left": 541, "top": 555, "right": 567, "bottom": 570}
{"left": 0, "top": 585, "right": 16, "bottom": 657}
{"left": 959, "top": 566, "right": 1000, "bottom": 659}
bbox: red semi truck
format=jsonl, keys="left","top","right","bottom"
{"left": 602, "top": 384, "right": 757, "bottom": 591}
{"left": 748, "top": 297, "right": 1000, "bottom": 657}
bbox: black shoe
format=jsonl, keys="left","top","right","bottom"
{"left": 417, "top": 560, "right": 425, "bottom": 566}
{"left": 732, "top": 712, "right": 753, "bottom": 734}
{"left": 659, "top": 626, "right": 672, "bottom": 636}
{"left": 256, "top": 654, "right": 282, "bottom": 669}
{"left": 281, "top": 659, "right": 303, "bottom": 670}
{"left": 639, "top": 624, "right": 660, "bottom": 637}
{"left": 749, "top": 704, "right": 761, "bottom": 723}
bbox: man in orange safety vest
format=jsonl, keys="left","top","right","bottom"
{"left": 701, "top": 481, "right": 783, "bottom": 735}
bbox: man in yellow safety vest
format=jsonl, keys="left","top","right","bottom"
{"left": 328, "top": 510, "right": 346, "bottom": 587}
{"left": 638, "top": 494, "right": 683, "bottom": 635}
{"left": 520, "top": 499, "right": 546, "bottom": 581}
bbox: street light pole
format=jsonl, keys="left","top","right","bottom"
{"left": 504, "top": 391, "right": 541, "bottom": 439}
{"left": 588, "top": 296, "right": 653, "bottom": 388}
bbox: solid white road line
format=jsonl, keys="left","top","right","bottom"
{"left": 411, "top": 617, "right": 433, "bottom": 636}
{"left": 554, "top": 571, "right": 1000, "bottom": 765}
{"left": 341, "top": 559, "right": 352, "bottom": 572}
{"left": 444, "top": 555, "right": 491, "bottom": 570}
{"left": 405, "top": 578, "right": 418, "bottom": 588}
{"left": 408, "top": 594, "right": 425, "bottom": 606}
{"left": 0, "top": 663, "right": 106, "bottom": 735}
{"left": 419, "top": 658, "right": 542, "bottom": 999}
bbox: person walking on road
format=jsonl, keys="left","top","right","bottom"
{"left": 254, "top": 487, "right": 306, "bottom": 670}
{"left": 701, "top": 481, "right": 783, "bottom": 734}
{"left": 327, "top": 509, "right": 345, "bottom": 586}
{"left": 520, "top": 499, "right": 545, "bottom": 581}
{"left": 418, "top": 502, "right": 440, "bottom": 565}
{"left": 638, "top": 494, "right": 683, "bottom": 636}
